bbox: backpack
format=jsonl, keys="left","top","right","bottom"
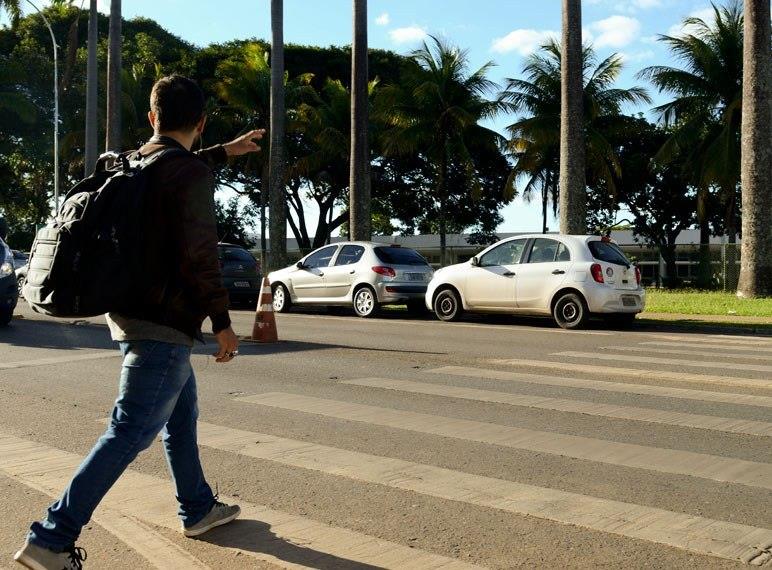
{"left": 23, "top": 148, "right": 187, "bottom": 318}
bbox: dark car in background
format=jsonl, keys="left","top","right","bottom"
{"left": 0, "top": 237, "right": 18, "bottom": 325}
{"left": 218, "top": 242, "right": 262, "bottom": 307}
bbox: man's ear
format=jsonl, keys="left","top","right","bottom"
{"left": 148, "top": 110, "right": 156, "bottom": 129}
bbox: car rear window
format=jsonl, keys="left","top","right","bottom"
{"left": 218, "top": 247, "right": 256, "bottom": 263}
{"left": 374, "top": 247, "right": 428, "bottom": 266}
{"left": 588, "top": 241, "right": 630, "bottom": 266}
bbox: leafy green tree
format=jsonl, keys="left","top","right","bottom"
{"left": 377, "top": 36, "right": 505, "bottom": 265}
{"left": 639, "top": 2, "right": 744, "bottom": 286}
{"left": 607, "top": 117, "right": 696, "bottom": 287}
{"left": 501, "top": 40, "right": 651, "bottom": 233}
{"left": 215, "top": 197, "right": 257, "bottom": 248}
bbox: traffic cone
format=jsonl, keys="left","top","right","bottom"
{"left": 250, "top": 277, "right": 279, "bottom": 343}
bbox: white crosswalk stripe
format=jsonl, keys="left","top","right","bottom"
{"left": 489, "top": 358, "right": 772, "bottom": 390}
{"left": 647, "top": 334, "right": 772, "bottom": 346}
{"left": 639, "top": 340, "right": 772, "bottom": 353}
{"left": 0, "top": 431, "right": 482, "bottom": 570}
{"left": 235, "top": 392, "right": 772, "bottom": 490}
{"left": 555, "top": 351, "right": 772, "bottom": 374}
{"left": 340, "top": 377, "right": 772, "bottom": 436}
{"left": 601, "top": 345, "right": 772, "bottom": 361}
{"left": 431, "top": 365, "right": 772, "bottom": 408}
{"left": 180, "top": 421, "right": 772, "bottom": 566}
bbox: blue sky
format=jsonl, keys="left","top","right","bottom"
{"left": 11, "top": 0, "right": 719, "bottom": 234}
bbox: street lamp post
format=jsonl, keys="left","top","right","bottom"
{"left": 24, "top": 0, "right": 59, "bottom": 215}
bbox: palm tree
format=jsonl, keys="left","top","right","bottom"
{"left": 268, "top": 0, "right": 286, "bottom": 270}
{"left": 0, "top": 0, "right": 20, "bottom": 23}
{"left": 349, "top": 0, "right": 370, "bottom": 241}
{"left": 0, "top": 0, "right": 21, "bottom": 25}
{"left": 216, "top": 43, "right": 314, "bottom": 265}
{"left": 737, "top": 0, "right": 771, "bottom": 298}
{"left": 560, "top": 0, "right": 585, "bottom": 234}
{"left": 378, "top": 36, "right": 503, "bottom": 266}
{"left": 84, "top": 0, "right": 98, "bottom": 175}
{"left": 501, "top": 41, "right": 651, "bottom": 234}
{"left": 639, "top": 3, "right": 744, "bottom": 286}
{"left": 105, "top": 0, "right": 121, "bottom": 151}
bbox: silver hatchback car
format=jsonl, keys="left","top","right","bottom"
{"left": 268, "top": 242, "right": 434, "bottom": 317}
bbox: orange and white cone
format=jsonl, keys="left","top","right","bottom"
{"left": 250, "top": 277, "right": 278, "bottom": 343}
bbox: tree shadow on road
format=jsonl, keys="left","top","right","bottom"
{"left": 196, "top": 518, "right": 386, "bottom": 570}
{"left": 0, "top": 317, "right": 115, "bottom": 350}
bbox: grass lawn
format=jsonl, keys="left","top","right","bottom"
{"left": 644, "top": 289, "right": 772, "bottom": 318}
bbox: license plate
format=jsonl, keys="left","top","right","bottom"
{"left": 234, "top": 281, "right": 250, "bottom": 288}
{"left": 406, "top": 273, "right": 425, "bottom": 281}
{"left": 622, "top": 295, "right": 638, "bottom": 307}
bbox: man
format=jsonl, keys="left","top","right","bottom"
{"left": 15, "top": 75, "right": 265, "bottom": 570}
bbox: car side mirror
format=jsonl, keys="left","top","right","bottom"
{"left": 470, "top": 256, "right": 479, "bottom": 267}
{"left": 296, "top": 261, "right": 306, "bottom": 269}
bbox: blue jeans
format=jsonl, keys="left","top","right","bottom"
{"left": 28, "top": 341, "right": 215, "bottom": 552}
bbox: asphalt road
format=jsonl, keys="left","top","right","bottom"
{"left": 0, "top": 303, "right": 770, "bottom": 569}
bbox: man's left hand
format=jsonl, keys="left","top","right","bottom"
{"left": 223, "top": 129, "right": 266, "bottom": 157}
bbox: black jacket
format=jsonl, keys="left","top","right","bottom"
{"left": 124, "top": 135, "right": 231, "bottom": 340}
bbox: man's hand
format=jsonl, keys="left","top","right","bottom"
{"left": 223, "top": 129, "right": 266, "bottom": 157}
{"left": 213, "top": 326, "right": 239, "bottom": 363}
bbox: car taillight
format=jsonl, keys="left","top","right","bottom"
{"left": 634, "top": 265, "right": 641, "bottom": 285}
{"left": 590, "top": 263, "right": 604, "bottom": 283}
{"left": 372, "top": 266, "right": 396, "bottom": 278}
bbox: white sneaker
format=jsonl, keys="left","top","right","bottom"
{"left": 182, "top": 501, "right": 241, "bottom": 538}
{"left": 14, "top": 541, "right": 86, "bottom": 570}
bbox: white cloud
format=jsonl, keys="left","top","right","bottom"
{"left": 587, "top": 15, "right": 641, "bottom": 48}
{"left": 491, "top": 29, "right": 558, "bottom": 56}
{"left": 389, "top": 25, "right": 428, "bottom": 45}
{"left": 375, "top": 12, "right": 390, "bottom": 26}
{"left": 667, "top": 7, "right": 715, "bottom": 37}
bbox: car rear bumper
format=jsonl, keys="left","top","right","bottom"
{"left": 585, "top": 285, "right": 646, "bottom": 314}
{"left": 375, "top": 282, "right": 428, "bottom": 303}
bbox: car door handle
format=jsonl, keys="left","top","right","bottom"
{"left": 552, "top": 269, "right": 566, "bottom": 275}
{"left": 349, "top": 270, "right": 356, "bottom": 274}
{"left": 318, "top": 272, "right": 324, "bottom": 277}
{"left": 503, "top": 271, "right": 516, "bottom": 277}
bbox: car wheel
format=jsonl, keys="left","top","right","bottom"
{"left": 0, "top": 309, "right": 12, "bottom": 327}
{"left": 434, "top": 288, "right": 463, "bottom": 322}
{"left": 17, "top": 275, "right": 25, "bottom": 298}
{"left": 353, "top": 286, "right": 379, "bottom": 318}
{"left": 272, "top": 283, "right": 292, "bottom": 313}
{"left": 552, "top": 292, "right": 588, "bottom": 329}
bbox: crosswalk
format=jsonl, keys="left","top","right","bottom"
{"left": 2, "top": 329, "right": 771, "bottom": 567}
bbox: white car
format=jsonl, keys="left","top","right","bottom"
{"left": 268, "top": 242, "right": 434, "bottom": 317}
{"left": 425, "top": 234, "right": 645, "bottom": 329}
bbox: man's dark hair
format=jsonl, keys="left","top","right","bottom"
{"left": 150, "top": 75, "right": 205, "bottom": 132}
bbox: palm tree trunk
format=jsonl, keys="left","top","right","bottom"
{"left": 268, "top": 0, "right": 287, "bottom": 270}
{"left": 105, "top": 0, "right": 121, "bottom": 151}
{"left": 349, "top": 0, "right": 371, "bottom": 241}
{"left": 84, "top": 0, "right": 98, "bottom": 175}
{"left": 559, "top": 0, "right": 586, "bottom": 235}
{"left": 542, "top": 171, "right": 552, "bottom": 233}
{"left": 737, "top": 0, "right": 772, "bottom": 297}
{"left": 438, "top": 149, "right": 448, "bottom": 266}
{"left": 260, "top": 163, "right": 268, "bottom": 270}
